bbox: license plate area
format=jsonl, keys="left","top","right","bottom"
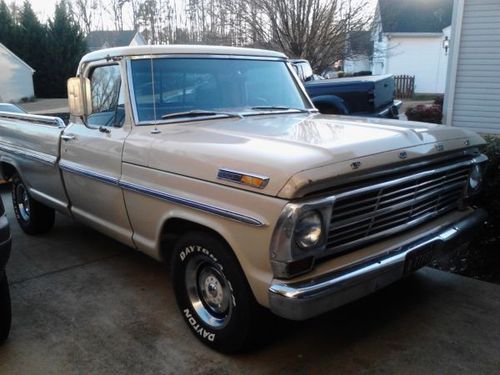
{"left": 404, "top": 244, "right": 435, "bottom": 274}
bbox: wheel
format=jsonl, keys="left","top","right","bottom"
{"left": 0, "top": 271, "right": 11, "bottom": 344}
{"left": 11, "top": 173, "right": 55, "bottom": 235}
{"left": 171, "top": 231, "right": 260, "bottom": 353}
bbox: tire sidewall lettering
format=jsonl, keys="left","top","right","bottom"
{"left": 179, "top": 244, "right": 218, "bottom": 264}
{"left": 183, "top": 308, "right": 216, "bottom": 342}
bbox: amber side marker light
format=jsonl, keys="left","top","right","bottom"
{"left": 217, "top": 169, "right": 270, "bottom": 189}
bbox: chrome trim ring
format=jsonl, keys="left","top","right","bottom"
{"left": 185, "top": 254, "right": 233, "bottom": 328}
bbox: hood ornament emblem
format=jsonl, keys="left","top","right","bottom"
{"left": 399, "top": 151, "right": 408, "bottom": 159}
{"left": 435, "top": 143, "right": 445, "bottom": 152}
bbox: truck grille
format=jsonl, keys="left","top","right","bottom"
{"left": 327, "top": 159, "right": 472, "bottom": 254}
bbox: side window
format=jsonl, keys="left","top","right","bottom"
{"left": 88, "top": 64, "right": 125, "bottom": 128}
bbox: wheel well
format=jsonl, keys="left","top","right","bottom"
{"left": 0, "top": 162, "right": 16, "bottom": 181}
{"left": 315, "top": 102, "right": 342, "bottom": 114}
{"left": 160, "top": 218, "right": 232, "bottom": 264}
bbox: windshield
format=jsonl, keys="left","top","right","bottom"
{"left": 129, "top": 58, "right": 310, "bottom": 123}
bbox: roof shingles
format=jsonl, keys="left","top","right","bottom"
{"left": 379, "top": 0, "right": 453, "bottom": 33}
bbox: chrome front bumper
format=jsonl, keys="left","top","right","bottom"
{"left": 268, "top": 208, "right": 487, "bottom": 320}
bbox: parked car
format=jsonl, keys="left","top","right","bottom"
{"left": 0, "top": 103, "right": 26, "bottom": 114}
{"left": 0, "top": 45, "right": 488, "bottom": 353}
{"left": 291, "top": 59, "right": 401, "bottom": 118}
{"left": 0, "top": 194, "right": 12, "bottom": 343}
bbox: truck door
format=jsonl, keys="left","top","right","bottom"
{"left": 59, "top": 63, "right": 134, "bottom": 247}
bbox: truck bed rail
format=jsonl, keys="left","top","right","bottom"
{"left": 0, "top": 111, "right": 65, "bottom": 128}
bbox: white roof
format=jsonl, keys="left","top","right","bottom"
{"left": 80, "top": 44, "right": 287, "bottom": 64}
{"left": 0, "top": 43, "right": 35, "bottom": 73}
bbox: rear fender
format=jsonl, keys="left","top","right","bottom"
{"left": 311, "top": 95, "right": 350, "bottom": 115}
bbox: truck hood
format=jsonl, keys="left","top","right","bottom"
{"left": 129, "top": 113, "right": 483, "bottom": 198}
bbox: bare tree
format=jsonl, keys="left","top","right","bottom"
{"left": 72, "top": 0, "right": 102, "bottom": 34}
{"left": 224, "top": 0, "right": 371, "bottom": 71}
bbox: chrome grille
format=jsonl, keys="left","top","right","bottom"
{"left": 327, "top": 160, "right": 472, "bottom": 254}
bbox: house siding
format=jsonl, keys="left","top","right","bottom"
{"left": 448, "top": 0, "right": 500, "bottom": 134}
{"left": 385, "top": 35, "right": 449, "bottom": 94}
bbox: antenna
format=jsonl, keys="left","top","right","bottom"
{"left": 150, "top": 56, "right": 161, "bottom": 134}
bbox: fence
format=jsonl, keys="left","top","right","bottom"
{"left": 394, "top": 75, "right": 415, "bottom": 99}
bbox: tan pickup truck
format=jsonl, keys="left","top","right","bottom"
{"left": 0, "top": 45, "right": 488, "bottom": 353}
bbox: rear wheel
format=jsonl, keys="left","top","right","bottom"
{"left": 171, "top": 231, "right": 260, "bottom": 353}
{"left": 11, "top": 173, "right": 55, "bottom": 235}
{"left": 0, "top": 271, "right": 11, "bottom": 344}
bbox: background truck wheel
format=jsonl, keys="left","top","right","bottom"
{"left": 0, "top": 271, "right": 11, "bottom": 344}
{"left": 171, "top": 231, "right": 259, "bottom": 353}
{"left": 11, "top": 173, "right": 55, "bottom": 235}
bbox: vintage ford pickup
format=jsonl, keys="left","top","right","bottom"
{"left": 0, "top": 45, "right": 488, "bottom": 353}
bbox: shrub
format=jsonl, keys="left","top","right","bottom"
{"left": 433, "top": 95, "right": 444, "bottom": 107}
{"left": 431, "top": 136, "right": 500, "bottom": 283}
{"left": 405, "top": 104, "right": 443, "bottom": 124}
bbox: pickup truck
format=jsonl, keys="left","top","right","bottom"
{"left": 0, "top": 45, "right": 488, "bottom": 353}
{"left": 291, "top": 59, "right": 401, "bottom": 118}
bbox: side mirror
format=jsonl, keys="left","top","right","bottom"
{"left": 67, "top": 77, "right": 92, "bottom": 117}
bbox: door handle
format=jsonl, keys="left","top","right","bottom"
{"left": 61, "top": 134, "right": 76, "bottom": 141}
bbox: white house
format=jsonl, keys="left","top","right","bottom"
{"left": 0, "top": 43, "right": 35, "bottom": 103}
{"left": 444, "top": 0, "right": 500, "bottom": 135}
{"left": 85, "top": 30, "right": 146, "bottom": 52}
{"left": 343, "top": 31, "right": 373, "bottom": 74}
{"left": 372, "top": 0, "right": 453, "bottom": 94}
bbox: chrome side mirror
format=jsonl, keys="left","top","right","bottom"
{"left": 67, "top": 77, "right": 92, "bottom": 117}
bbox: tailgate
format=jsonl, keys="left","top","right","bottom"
{"left": 373, "top": 75, "right": 395, "bottom": 110}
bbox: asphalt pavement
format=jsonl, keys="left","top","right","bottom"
{"left": 0, "top": 185, "right": 499, "bottom": 374}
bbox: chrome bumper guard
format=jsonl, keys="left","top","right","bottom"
{"left": 268, "top": 208, "right": 487, "bottom": 321}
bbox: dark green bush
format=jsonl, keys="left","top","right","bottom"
{"left": 431, "top": 136, "right": 500, "bottom": 283}
{"left": 433, "top": 95, "right": 444, "bottom": 107}
{"left": 405, "top": 104, "right": 443, "bottom": 124}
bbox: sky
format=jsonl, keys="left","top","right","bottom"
{"left": 19, "top": 0, "right": 378, "bottom": 28}
{"left": 14, "top": 0, "right": 59, "bottom": 21}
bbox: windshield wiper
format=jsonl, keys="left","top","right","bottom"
{"left": 250, "top": 106, "right": 315, "bottom": 113}
{"left": 161, "top": 110, "right": 243, "bottom": 120}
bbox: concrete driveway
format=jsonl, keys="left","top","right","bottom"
{"left": 0, "top": 185, "right": 499, "bottom": 374}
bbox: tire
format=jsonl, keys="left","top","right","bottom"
{"left": 171, "top": 231, "right": 260, "bottom": 353}
{"left": 11, "top": 173, "right": 55, "bottom": 235}
{"left": 0, "top": 271, "right": 11, "bottom": 344}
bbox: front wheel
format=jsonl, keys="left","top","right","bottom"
{"left": 11, "top": 173, "right": 55, "bottom": 235}
{"left": 171, "top": 231, "right": 260, "bottom": 353}
{"left": 0, "top": 271, "right": 11, "bottom": 344}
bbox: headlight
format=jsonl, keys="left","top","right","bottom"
{"left": 294, "top": 210, "right": 323, "bottom": 249}
{"left": 466, "top": 164, "right": 483, "bottom": 196}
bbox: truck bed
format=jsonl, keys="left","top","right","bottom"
{"left": 0, "top": 112, "right": 69, "bottom": 214}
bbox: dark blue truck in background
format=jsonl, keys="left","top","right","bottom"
{"left": 291, "top": 59, "right": 401, "bottom": 118}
